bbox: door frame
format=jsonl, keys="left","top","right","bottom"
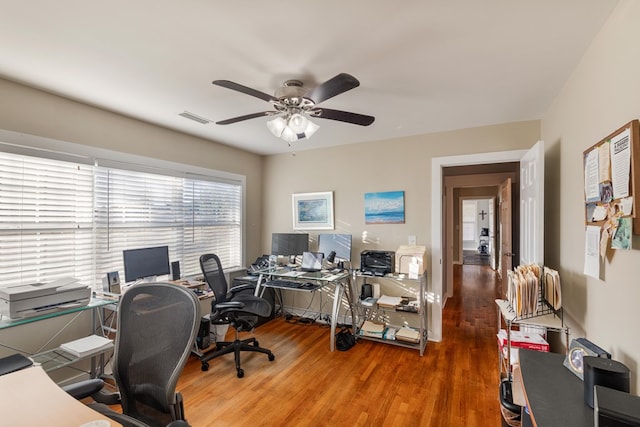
{"left": 444, "top": 174, "right": 515, "bottom": 300}
{"left": 430, "top": 149, "right": 527, "bottom": 342}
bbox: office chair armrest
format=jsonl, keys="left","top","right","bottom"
{"left": 91, "top": 388, "right": 122, "bottom": 405}
{"left": 62, "top": 378, "right": 105, "bottom": 400}
{"left": 215, "top": 301, "right": 245, "bottom": 310}
{"left": 229, "top": 283, "right": 255, "bottom": 295}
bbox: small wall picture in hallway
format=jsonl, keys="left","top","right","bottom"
{"left": 364, "top": 191, "right": 405, "bottom": 224}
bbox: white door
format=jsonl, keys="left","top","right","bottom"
{"left": 499, "top": 178, "right": 513, "bottom": 288}
{"left": 519, "top": 140, "right": 545, "bottom": 265}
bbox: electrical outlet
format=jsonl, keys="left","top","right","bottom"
{"left": 408, "top": 235, "right": 417, "bottom": 245}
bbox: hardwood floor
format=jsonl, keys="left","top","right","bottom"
{"left": 176, "top": 264, "right": 503, "bottom": 426}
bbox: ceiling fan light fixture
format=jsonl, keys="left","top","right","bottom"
{"left": 288, "top": 113, "right": 308, "bottom": 133}
{"left": 266, "top": 116, "right": 287, "bottom": 137}
{"left": 302, "top": 119, "right": 319, "bottom": 138}
{"left": 267, "top": 113, "right": 319, "bottom": 143}
{"left": 280, "top": 126, "right": 299, "bottom": 143}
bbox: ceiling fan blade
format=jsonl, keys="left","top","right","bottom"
{"left": 212, "top": 80, "right": 277, "bottom": 103}
{"left": 216, "top": 111, "right": 277, "bottom": 125}
{"left": 311, "top": 108, "right": 375, "bottom": 126}
{"left": 305, "top": 73, "right": 360, "bottom": 105}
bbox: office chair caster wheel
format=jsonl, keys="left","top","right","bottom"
{"left": 237, "top": 369, "right": 244, "bottom": 378}
{"left": 268, "top": 353, "right": 275, "bottom": 362}
{"left": 201, "top": 362, "right": 209, "bottom": 372}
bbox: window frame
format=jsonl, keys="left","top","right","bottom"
{"left": 0, "top": 130, "right": 246, "bottom": 289}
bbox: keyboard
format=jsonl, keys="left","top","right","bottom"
{"left": 264, "top": 279, "right": 320, "bottom": 291}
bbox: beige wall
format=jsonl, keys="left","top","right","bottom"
{"left": 542, "top": 0, "right": 640, "bottom": 392}
{"left": 0, "top": 77, "right": 265, "bottom": 265}
{"left": 263, "top": 121, "right": 539, "bottom": 258}
{"left": 263, "top": 120, "right": 540, "bottom": 338}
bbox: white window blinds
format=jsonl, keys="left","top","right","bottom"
{"left": 0, "top": 152, "right": 95, "bottom": 286}
{"left": 0, "top": 150, "right": 243, "bottom": 289}
{"left": 93, "top": 166, "right": 243, "bottom": 284}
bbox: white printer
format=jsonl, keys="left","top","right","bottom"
{"left": 0, "top": 277, "right": 91, "bottom": 319}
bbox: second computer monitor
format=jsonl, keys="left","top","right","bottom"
{"left": 271, "top": 233, "right": 309, "bottom": 256}
{"left": 122, "top": 245, "right": 171, "bottom": 283}
{"left": 317, "top": 233, "right": 352, "bottom": 262}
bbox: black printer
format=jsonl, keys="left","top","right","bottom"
{"left": 360, "top": 250, "right": 395, "bottom": 276}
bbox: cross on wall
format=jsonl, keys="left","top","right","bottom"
{"left": 479, "top": 210, "right": 487, "bottom": 220}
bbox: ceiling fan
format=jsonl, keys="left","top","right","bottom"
{"left": 212, "top": 73, "right": 375, "bottom": 143}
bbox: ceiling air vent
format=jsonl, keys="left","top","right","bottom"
{"left": 179, "top": 111, "right": 212, "bottom": 124}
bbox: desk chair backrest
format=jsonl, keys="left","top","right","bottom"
{"left": 200, "top": 253, "right": 264, "bottom": 330}
{"left": 113, "top": 282, "right": 200, "bottom": 427}
{"left": 199, "top": 253, "right": 229, "bottom": 305}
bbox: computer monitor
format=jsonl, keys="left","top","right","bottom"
{"left": 317, "top": 233, "right": 352, "bottom": 262}
{"left": 271, "top": 233, "right": 309, "bottom": 256}
{"left": 123, "top": 245, "right": 171, "bottom": 283}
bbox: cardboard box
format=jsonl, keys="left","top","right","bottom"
{"left": 396, "top": 245, "right": 427, "bottom": 276}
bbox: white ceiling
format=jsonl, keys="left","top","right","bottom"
{"left": 0, "top": 1, "right": 619, "bottom": 155}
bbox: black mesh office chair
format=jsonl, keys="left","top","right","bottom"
{"left": 64, "top": 282, "right": 200, "bottom": 427}
{"left": 199, "top": 253, "right": 275, "bottom": 378}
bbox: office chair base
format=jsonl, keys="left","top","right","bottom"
{"left": 200, "top": 337, "right": 275, "bottom": 378}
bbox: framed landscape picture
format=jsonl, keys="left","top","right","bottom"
{"left": 292, "top": 191, "right": 334, "bottom": 230}
{"left": 364, "top": 190, "right": 405, "bottom": 224}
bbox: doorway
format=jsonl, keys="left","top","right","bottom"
{"left": 443, "top": 168, "right": 519, "bottom": 303}
{"left": 430, "top": 143, "right": 544, "bottom": 342}
{"left": 429, "top": 150, "right": 528, "bottom": 342}
{"left": 461, "top": 198, "right": 494, "bottom": 267}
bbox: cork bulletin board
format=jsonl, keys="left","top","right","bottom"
{"left": 583, "top": 119, "right": 639, "bottom": 252}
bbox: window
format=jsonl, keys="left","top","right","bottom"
{"left": 0, "top": 152, "right": 95, "bottom": 286}
{"left": 0, "top": 150, "right": 244, "bottom": 289}
{"left": 462, "top": 200, "right": 477, "bottom": 242}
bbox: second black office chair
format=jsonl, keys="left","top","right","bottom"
{"left": 199, "top": 253, "right": 275, "bottom": 378}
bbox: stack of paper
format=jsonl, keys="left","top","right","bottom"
{"left": 395, "top": 327, "right": 420, "bottom": 343}
{"left": 383, "top": 327, "right": 397, "bottom": 340}
{"left": 359, "top": 320, "right": 385, "bottom": 338}
{"left": 60, "top": 334, "right": 114, "bottom": 358}
{"left": 377, "top": 295, "right": 402, "bottom": 308}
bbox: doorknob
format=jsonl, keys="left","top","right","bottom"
{"left": 504, "top": 252, "right": 516, "bottom": 257}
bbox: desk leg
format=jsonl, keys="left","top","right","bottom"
{"left": 330, "top": 282, "right": 345, "bottom": 352}
{"left": 90, "top": 307, "right": 98, "bottom": 378}
{"left": 255, "top": 273, "right": 265, "bottom": 297}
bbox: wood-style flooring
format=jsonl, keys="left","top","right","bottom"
{"left": 176, "top": 264, "right": 503, "bottom": 426}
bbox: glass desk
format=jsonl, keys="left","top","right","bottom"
{"left": 0, "top": 297, "right": 115, "bottom": 330}
{"left": 0, "top": 296, "right": 117, "bottom": 378}
{"left": 254, "top": 267, "right": 355, "bottom": 351}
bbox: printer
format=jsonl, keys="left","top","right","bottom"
{"left": 0, "top": 277, "right": 91, "bottom": 319}
{"left": 360, "top": 250, "right": 396, "bottom": 276}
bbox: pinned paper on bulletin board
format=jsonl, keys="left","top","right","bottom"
{"left": 583, "top": 119, "right": 640, "bottom": 259}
